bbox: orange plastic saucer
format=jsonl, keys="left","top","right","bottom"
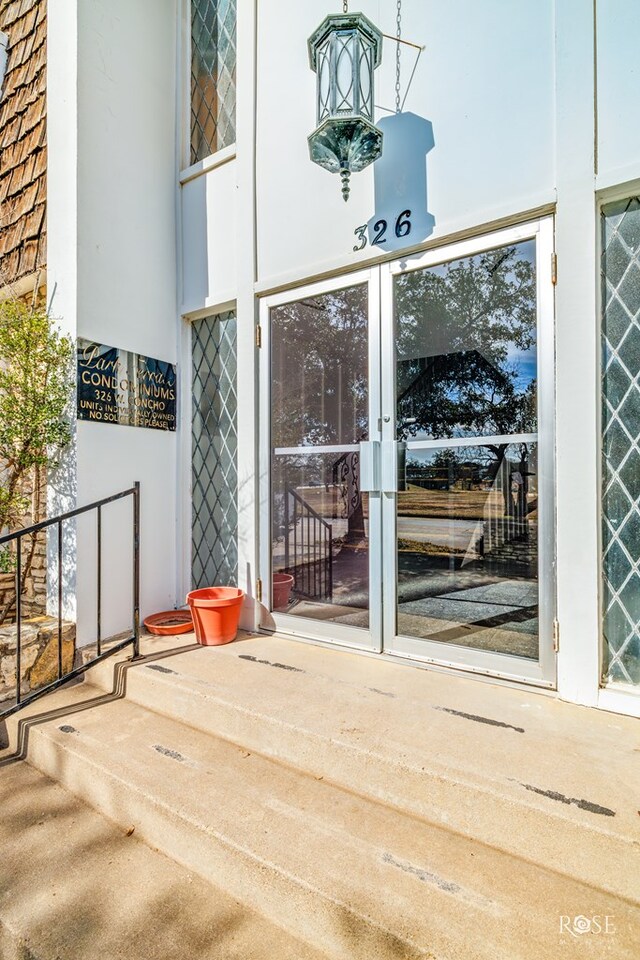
{"left": 143, "top": 610, "right": 194, "bottom": 636}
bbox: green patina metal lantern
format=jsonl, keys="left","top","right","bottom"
{"left": 308, "top": 11, "right": 383, "bottom": 201}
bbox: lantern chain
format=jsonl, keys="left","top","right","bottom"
{"left": 395, "top": 0, "right": 402, "bottom": 112}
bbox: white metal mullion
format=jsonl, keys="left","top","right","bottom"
{"left": 536, "top": 215, "right": 558, "bottom": 686}
{"left": 367, "top": 266, "right": 383, "bottom": 652}
{"left": 274, "top": 444, "right": 360, "bottom": 456}
{"left": 387, "top": 221, "right": 541, "bottom": 279}
{"left": 404, "top": 433, "right": 539, "bottom": 451}
{"left": 380, "top": 260, "right": 398, "bottom": 647}
{"left": 258, "top": 295, "right": 272, "bottom": 616}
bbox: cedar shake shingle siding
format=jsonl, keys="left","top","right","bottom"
{"left": 0, "top": 0, "right": 46, "bottom": 287}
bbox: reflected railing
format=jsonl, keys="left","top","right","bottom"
{"left": 283, "top": 485, "right": 333, "bottom": 603}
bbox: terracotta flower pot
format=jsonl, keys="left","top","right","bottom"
{"left": 186, "top": 587, "right": 245, "bottom": 646}
{"left": 272, "top": 572, "right": 294, "bottom": 609}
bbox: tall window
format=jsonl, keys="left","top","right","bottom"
{"left": 192, "top": 311, "right": 238, "bottom": 588}
{"left": 601, "top": 198, "right": 640, "bottom": 688}
{"left": 191, "top": 0, "right": 237, "bottom": 163}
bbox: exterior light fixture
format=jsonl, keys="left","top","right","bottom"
{"left": 308, "top": 9, "right": 383, "bottom": 202}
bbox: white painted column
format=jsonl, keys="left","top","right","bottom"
{"left": 554, "top": 0, "right": 600, "bottom": 705}
{"left": 46, "top": 0, "right": 79, "bottom": 622}
{"left": 235, "top": 0, "right": 259, "bottom": 628}
{"left": 176, "top": 0, "right": 191, "bottom": 608}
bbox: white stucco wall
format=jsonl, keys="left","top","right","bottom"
{"left": 597, "top": 0, "right": 640, "bottom": 185}
{"left": 179, "top": 0, "right": 578, "bottom": 689}
{"left": 181, "top": 0, "right": 557, "bottom": 304}
{"left": 47, "top": 0, "right": 79, "bottom": 623}
{"left": 181, "top": 155, "right": 238, "bottom": 315}
{"left": 46, "top": 0, "right": 639, "bottom": 711}
{"left": 49, "top": 0, "right": 179, "bottom": 642}
{"left": 254, "top": 0, "right": 555, "bottom": 287}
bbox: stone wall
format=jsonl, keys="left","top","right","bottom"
{"left": 0, "top": 466, "right": 48, "bottom": 624}
{"left": 0, "top": 573, "right": 16, "bottom": 622}
{"left": 482, "top": 520, "right": 538, "bottom": 579}
{"left": 0, "top": 616, "right": 76, "bottom": 706}
{"left": 19, "top": 465, "right": 47, "bottom": 618}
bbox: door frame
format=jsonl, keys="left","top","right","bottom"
{"left": 378, "top": 217, "right": 556, "bottom": 687}
{"left": 258, "top": 217, "right": 557, "bottom": 688}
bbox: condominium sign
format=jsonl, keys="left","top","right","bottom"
{"left": 77, "top": 339, "right": 177, "bottom": 431}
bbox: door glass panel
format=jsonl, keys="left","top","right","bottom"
{"left": 270, "top": 283, "right": 369, "bottom": 628}
{"left": 272, "top": 452, "right": 369, "bottom": 627}
{"left": 397, "top": 443, "right": 539, "bottom": 659}
{"left": 271, "top": 285, "right": 369, "bottom": 448}
{"left": 394, "top": 240, "right": 537, "bottom": 440}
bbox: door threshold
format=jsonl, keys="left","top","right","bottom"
{"left": 259, "top": 626, "right": 558, "bottom": 697}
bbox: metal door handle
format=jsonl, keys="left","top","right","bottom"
{"left": 359, "top": 441, "right": 380, "bottom": 493}
{"left": 380, "top": 440, "right": 407, "bottom": 493}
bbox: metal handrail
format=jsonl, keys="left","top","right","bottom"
{"left": 0, "top": 483, "right": 140, "bottom": 720}
{"left": 284, "top": 484, "right": 331, "bottom": 529}
{"left": 283, "top": 484, "right": 333, "bottom": 602}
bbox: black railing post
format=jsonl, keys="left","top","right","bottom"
{"left": 57, "top": 520, "right": 63, "bottom": 679}
{"left": 132, "top": 480, "right": 141, "bottom": 659}
{"left": 305, "top": 510, "right": 311, "bottom": 596}
{"left": 284, "top": 487, "right": 290, "bottom": 573}
{"left": 314, "top": 515, "right": 318, "bottom": 598}
{"left": 15, "top": 536, "right": 22, "bottom": 706}
{"left": 293, "top": 495, "right": 297, "bottom": 573}
{"left": 96, "top": 505, "right": 102, "bottom": 657}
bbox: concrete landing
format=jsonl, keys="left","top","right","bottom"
{"left": 86, "top": 631, "right": 640, "bottom": 902}
{"left": 1, "top": 629, "right": 639, "bottom": 959}
{"left": 0, "top": 760, "right": 327, "bottom": 960}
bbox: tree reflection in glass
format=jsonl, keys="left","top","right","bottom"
{"left": 271, "top": 284, "right": 369, "bottom": 449}
{"left": 270, "top": 284, "right": 370, "bottom": 627}
{"left": 397, "top": 444, "right": 539, "bottom": 660}
{"left": 395, "top": 241, "right": 537, "bottom": 441}
{"left": 394, "top": 241, "right": 540, "bottom": 661}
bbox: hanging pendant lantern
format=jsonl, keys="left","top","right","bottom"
{"left": 308, "top": 11, "right": 383, "bottom": 201}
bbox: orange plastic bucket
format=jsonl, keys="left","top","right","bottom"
{"left": 186, "top": 587, "right": 245, "bottom": 645}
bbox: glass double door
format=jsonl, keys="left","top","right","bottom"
{"left": 261, "top": 219, "right": 556, "bottom": 686}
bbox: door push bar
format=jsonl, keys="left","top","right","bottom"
{"left": 359, "top": 440, "right": 407, "bottom": 493}
{"left": 359, "top": 440, "right": 379, "bottom": 493}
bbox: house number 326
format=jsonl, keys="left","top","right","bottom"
{"left": 353, "top": 210, "right": 412, "bottom": 252}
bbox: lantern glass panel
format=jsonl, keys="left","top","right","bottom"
{"left": 336, "top": 31, "right": 356, "bottom": 114}
{"left": 359, "top": 42, "right": 373, "bottom": 119}
{"left": 318, "top": 41, "right": 331, "bottom": 122}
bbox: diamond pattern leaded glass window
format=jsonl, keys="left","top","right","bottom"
{"left": 602, "top": 198, "right": 640, "bottom": 687}
{"left": 192, "top": 311, "right": 238, "bottom": 589}
{"left": 191, "top": 0, "right": 237, "bottom": 164}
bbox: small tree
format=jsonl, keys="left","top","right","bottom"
{"left": 0, "top": 298, "right": 74, "bottom": 623}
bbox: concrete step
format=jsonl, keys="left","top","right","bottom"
{"left": 85, "top": 631, "right": 640, "bottom": 904}
{"left": 0, "top": 758, "right": 329, "bottom": 960}
{"left": 3, "top": 681, "right": 640, "bottom": 960}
